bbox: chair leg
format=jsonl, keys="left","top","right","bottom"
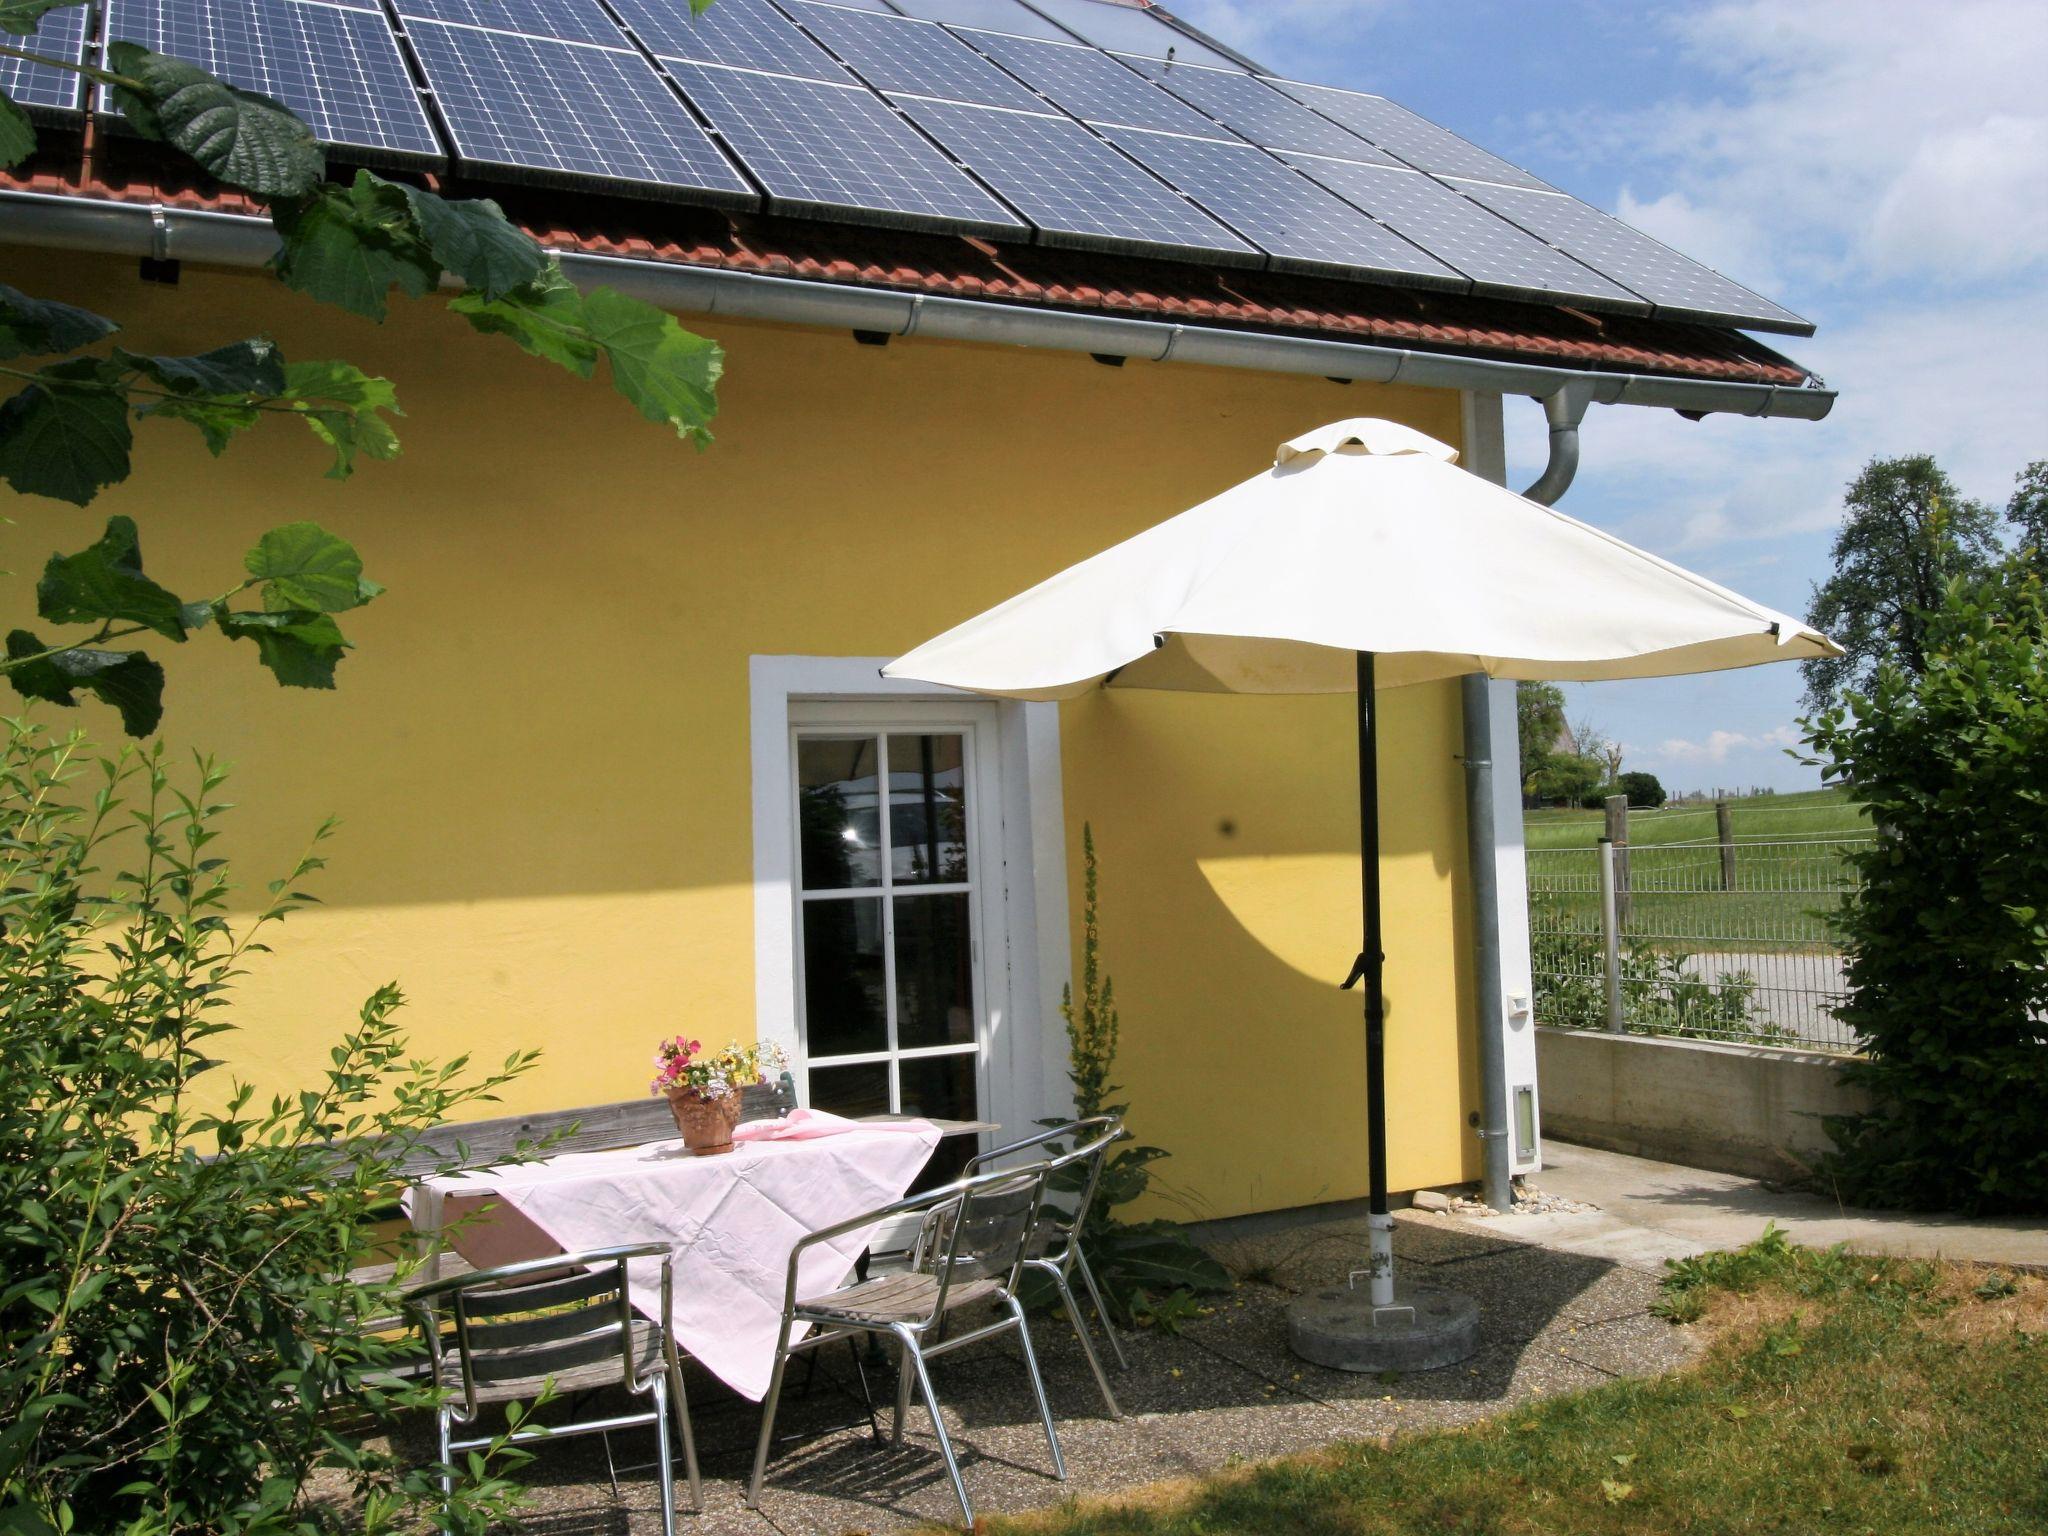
{"left": 892, "top": 1333, "right": 915, "bottom": 1446}
{"left": 1041, "top": 1261, "right": 1122, "bottom": 1420}
{"left": 1007, "top": 1295, "right": 1067, "bottom": 1483}
{"left": 666, "top": 1356, "right": 703, "bottom": 1513}
{"left": 651, "top": 1375, "right": 678, "bottom": 1536}
{"left": 435, "top": 1408, "right": 455, "bottom": 1508}
{"left": 746, "top": 1336, "right": 794, "bottom": 1509}
{"left": 1073, "top": 1244, "right": 1129, "bottom": 1370}
{"left": 896, "top": 1325, "right": 973, "bottom": 1528}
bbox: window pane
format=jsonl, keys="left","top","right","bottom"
{"left": 899, "top": 1050, "right": 977, "bottom": 1122}
{"left": 887, "top": 733, "right": 968, "bottom": 885}
{"left": 894, "top": 893, "right": 975, "bottom": 1048}
{"left": 801, "top": 898, "right": 887, "bottom": 1057}
{"left": 809, "top": 1060, "right": 891, "bottom": 1118}
{"left": 798, "top": 736, "right": 882, "bottom": 890}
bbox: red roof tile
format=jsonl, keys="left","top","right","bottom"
{"left": 1, "top": 152, "right": 1815, "bottom": 389}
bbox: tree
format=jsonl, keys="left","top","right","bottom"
{"left": 1515, "top": 680, "right": 1567, "bottom": 792}
{"left": 1801, "top": 455, "right": 2003, "bottom": 711}
{"left": 1615, "top": 770, "right": 1666, "bottom": 808}
{"left": 2007, "top": 459, "right": 2048, "bottom": 573}
{"left": 0, "top": 0, "right": 722, "bottom": 736}
{"left": 1528, "top": 751, "right": 1601, "bottom": 806}
{"left": 1802, "top": 559, "right": 2048, "bottom": 1214}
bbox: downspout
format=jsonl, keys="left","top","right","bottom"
{"left": 1461, "top": 382, "right": 1591, "bottom": 1212}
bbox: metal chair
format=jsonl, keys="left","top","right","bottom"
{"left": 408, "top": 1242, "right": 702, "bottom": 1532}
{"left": 746, "top": 1165, "right": 1065, "bottom": 1527}
{"left": 965, "top": 1114, "right": 1129, "bottom": 1418}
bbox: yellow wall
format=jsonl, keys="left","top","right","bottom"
{"left": 2, "top": 248, "right": 1478, "bottom": 1219}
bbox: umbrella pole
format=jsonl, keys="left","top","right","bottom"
{"left": 1354, "top": 650, "right": 1395, "bottom": 1308}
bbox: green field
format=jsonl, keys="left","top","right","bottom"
{"left": 1524, "top": 787, "right": 1870, "bottom": 851}
{"left": 1524, "top": 789, "right": 1869, "bottom": 962}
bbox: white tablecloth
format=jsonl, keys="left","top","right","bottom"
{"left": 410, "top": 1120, "right": 942, "bottom": 1400}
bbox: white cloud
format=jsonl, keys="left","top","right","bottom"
{"left": 1164, "top": 0, "right": 1388, "bottom": 69}
{"left": 1645, "top": 726, "right": 1802, "bottom": 767}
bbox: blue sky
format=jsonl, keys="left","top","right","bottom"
{"left": 1170, "top": 0, "right": 2048, "bottom": 793}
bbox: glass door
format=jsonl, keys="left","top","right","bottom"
{"left": 793, "top": 725, "right": 986, "bottom": 1179}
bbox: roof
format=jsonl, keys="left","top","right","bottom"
{"left": 0, "top": 151, "right": 1817, "bottom": 391}
{"left": 0, "top": 0, "right": 1828, "bottom": 392}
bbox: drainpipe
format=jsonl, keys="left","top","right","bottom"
{"left": 1461, "top": 383, "right": 1591, "bottom": 1213}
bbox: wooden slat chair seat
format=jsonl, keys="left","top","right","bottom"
{"left": 798, "top": 1270, "right": 1001, "bottom": 1327}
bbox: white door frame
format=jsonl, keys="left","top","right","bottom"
{"left": 749, "top": 656, "right": 1072, "bottom": 1140}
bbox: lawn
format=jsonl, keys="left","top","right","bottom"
{"left": 968, "top": 1231, "right": 2047, "bottom": 1536}
{"left": 1524, "top": 787, "right": 1870, "bottom": 851}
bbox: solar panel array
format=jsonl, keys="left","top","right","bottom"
{"left": 26, "top": 0, "right": 1809, "bottom": 333}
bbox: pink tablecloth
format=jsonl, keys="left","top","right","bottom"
{"left": 410, "top": 1120, "right": 941, "bottom": 1400}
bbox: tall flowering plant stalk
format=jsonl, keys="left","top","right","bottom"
{"left": 652, "top": 1037, "right": 787, "bottom": 1101}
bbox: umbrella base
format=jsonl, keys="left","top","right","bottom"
{"left": 1287, "top": 1283, "right": 1479, "bottom": 1373}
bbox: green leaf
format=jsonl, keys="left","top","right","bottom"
{"left": 138, "top": 394, "right": 260, "bottom": 455}
{"left": 449, "top": 265, "right": 598, "bottom": 376}
{"left": 114, "top": 337, "right": 285, "bottom": 396}
{"left": 0, "top": 89, "right": 32, "bottom": 169}
{"left": 4, "top": 628, "right": 165, "bottom": 736}
{"left": 582, "top": 286, "right": 721, "bottom": 442}
{"left": 218, "top": 609, "right": 350, "bottom": 688}
{"left": 0, "top": 0, "right": 84, "bottom": 37}
{"left": 107, "top": 43, "right": 323, "bottom": 197}
{"left": 0, "top": 357, "right": 132, "bottom": 504}
{"left": 282, "top": 358, "right": 401, "bottom": 478}
{"left": 385, "top": 180, "right": 546, "bottom": 299}
{"left": 0, "top": 282, "right": 117, "bottom": 360}
{"left": 38, "top": 515, "right": 189, "bottom": 642}
{"left": 270, "top": 173, "right": 437, "bottom": 320}
{"left": 1092, "top": 1221, "right": 1232, "bottom": 1296}
{"left": 244, "top": 522, "right": 374, "bottom": 613}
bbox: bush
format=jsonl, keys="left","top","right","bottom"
{"left": 0, "top": 721, "right": 541, "bottom": 1533}
{"left": 1616, "top": 771, "right": 1667, "bottom": 808}
{"left": 1803, "top": 564, "right": 2048, "bottom": 1214}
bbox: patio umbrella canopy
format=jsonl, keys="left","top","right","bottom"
{"left": 885, "top": 418, "right": 1838, "bottom": 1362}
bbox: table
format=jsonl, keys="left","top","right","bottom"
{"left": 410, "top": 1119, "right": 944, "bottom": 1400}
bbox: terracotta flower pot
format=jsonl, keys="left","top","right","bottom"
{"left": 666, "top": 1086, "right": 743, "bottom": 1156}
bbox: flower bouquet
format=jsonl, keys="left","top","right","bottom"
{"left": 651, "top": 1037, "right": 788, "bottom": 1156}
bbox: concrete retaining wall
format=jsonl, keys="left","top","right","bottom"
{"left": 1536, "top": 1026, "right": 1869, "bottom": 1182}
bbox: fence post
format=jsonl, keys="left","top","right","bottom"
{"left": 1716, "top": 797, "right": 1736, "bottom": 891}
{"left": 1603, "top": 793, "right": 1630, "bottom": 923}
{"left": 1598, "top": 836, "right": 1624, "bottom": 1033}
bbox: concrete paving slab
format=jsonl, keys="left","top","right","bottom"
{"left": 1509, "top": 1141, "right": 2048, "bottom": 1271}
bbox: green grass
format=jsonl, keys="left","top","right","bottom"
{"left": 973, "top": 1232, "right": 2048, "bottom": 1536}
{"left": 1524, "top": 788, "right": 1870, "bottom": 851}
{"left": 1525, "top": 789, "right": 1870, "bottom": 955}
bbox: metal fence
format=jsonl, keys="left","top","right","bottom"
{"left": 1527, "top": 835, "right": 1874, "bottom": 1054}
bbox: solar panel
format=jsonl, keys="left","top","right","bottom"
{"left": 668, "top": 62, "right": 1022, "bottom": 233}
{"left": 103, "top": 0, "right": 441, "bottom": 160}
{"left": 1101, "top": 127, "right": 1458, "bottom": 283}
{"left": 609, "top": 0, "right": 847, "bottom": 83}
{"left": 1282, "top": 156, "right": 1641, "bottom": 308}
{"left": 885, "top": 0, "right": 1071, "bottom": 41}
{"left": 405, "top": 22, "right": 751, "bottom": 197}
{"left": 1026, "top": 0, "right": 1241, "bottom": 68}
{"left": 791, "top": 3, "right": 1044, "bottom": 111}
{"left": 395, "top": 0, "right": 621, "bottom": 47}
{"left": 892, "top": 98, "right": 1254, "bottom": 261}
{"left": 954, "top": 28, "right": 1217, "bottom": 135}
{"left": 1122, "top": 57, "right": 1400, "bottom": 165}
{"left": 1451, "top": 180, "right": 1811, "bottom": 332}
{"left": 1, "top": 3, "right": 87, "bottom": 111}
{"left": 1266, "top": 80, "right": 1551, "bottom": 190}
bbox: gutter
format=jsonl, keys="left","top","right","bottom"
{"left": 0, "top": 189, "right": 1836, "bottom": 423}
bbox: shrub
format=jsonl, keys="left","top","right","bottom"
{"left": 1616, "top": 771, "right": 1667, "bottom": 808}
{"left": 1804, "top": 564, "right": 2048, "bottom": 1214}
{"left": 0, "top": 720, "right": 541, "bottom": 1533}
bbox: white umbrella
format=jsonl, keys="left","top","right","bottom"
{"left": 886, "top": 418, "right": 1837, "bottom": 1327}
